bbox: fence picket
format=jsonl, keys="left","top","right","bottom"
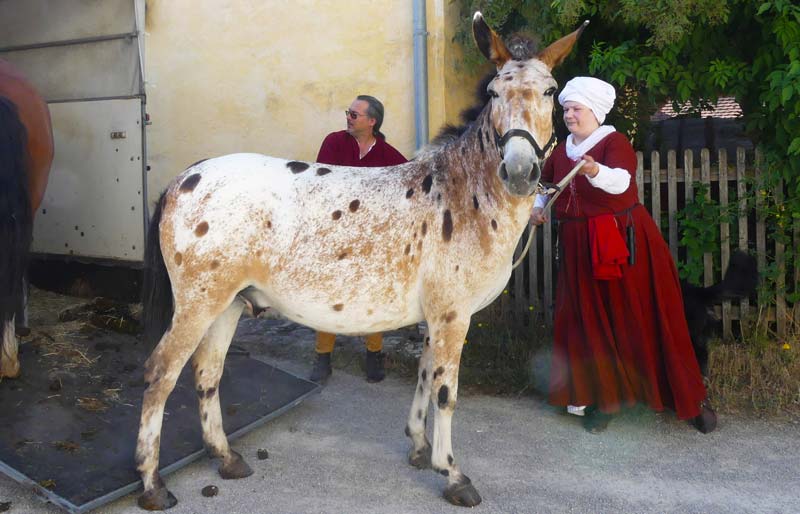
{"left": 667, "top": 150, "right": 678, "bottom": 260}
{"left": 719, "top": 149, "right": 731, "bottom": 338}
{"left": 736, "top": 147, "right": 749, "bottom": 326}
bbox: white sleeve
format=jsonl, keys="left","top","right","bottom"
{"left": 586, "top": 163, "right": 631, "bottom": 194}
{"left": 533, "top": 194, "right": 548, "bottom": 209}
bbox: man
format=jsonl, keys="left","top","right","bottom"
{"left": 311, "top": 95, "right": 407, "bottom": 383}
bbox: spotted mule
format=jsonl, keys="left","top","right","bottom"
{"left": 135, "top": 12, "right": 585, "bottom": 510}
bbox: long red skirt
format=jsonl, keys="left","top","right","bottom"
{"left": 548, "top": 205, "right": 706, "bottom": 420}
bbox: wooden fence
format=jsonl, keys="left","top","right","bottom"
{"left": 496, "top": 146, "right": 799, "bottom": 339}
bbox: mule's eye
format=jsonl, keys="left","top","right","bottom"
{"left": 487, "top": 88, "right": 499, "bottom": 98}
{"left": 544, "top": 87, "right": 557, "bottom": 97}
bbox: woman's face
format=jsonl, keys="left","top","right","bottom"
{"left": 562, "top": 100, "right": 600, "bottom": 140}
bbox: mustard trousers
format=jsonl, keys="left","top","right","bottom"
{"left": 315, "top": 332, "right": 383, "bottom": 353}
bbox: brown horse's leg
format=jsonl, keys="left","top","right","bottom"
{"left": 427, "top": 315, "right": 482, "bottom": 507}
{"left": 406, "top": 325, "right": 433, "bottom": 469}
{"left": 191, "top": 299, "right": 253, "bottom": 480}
{"left": 0, "top": 318, "right": 20, "bottom": 378}
{"left": 136, "top": 307, "right": 215, "bottom": 511}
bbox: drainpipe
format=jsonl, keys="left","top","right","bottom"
{"left": 413, "top": 0, "right": 429, "bottom": 149}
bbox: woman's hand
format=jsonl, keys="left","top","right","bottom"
{"left": 530, "top": 207, "right": 548, "bottom": 226}
{"left": 579, "top": 154, "right": 600, "bottom": 178}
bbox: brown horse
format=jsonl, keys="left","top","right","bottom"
{"left": 0, "top": 58, "right": 54, "bottom": 378}
{"left": 136, "top": 13, "right": 584, "bottom": 510}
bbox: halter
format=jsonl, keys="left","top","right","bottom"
{"left": 494, "top": 128, "right": 557, "bottom": 161}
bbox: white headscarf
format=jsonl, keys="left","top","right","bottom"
{"left": 558, "top": 77, "right": 616, "bottom": 124}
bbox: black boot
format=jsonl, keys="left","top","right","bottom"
{"left": 309, "top": 352, "right": 332, "bottom": 383}
{"left": 365, "top": 350, "right": 385, "bottom": 383}
{"left": 690, "top": 399, "right": 717, "bottom": 434}
{"left": 582, "top": 406, "right": 613, "bottom": 434}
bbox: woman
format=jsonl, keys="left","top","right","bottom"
{"left": 531, "top": 77, "right": 715, "bottom": 433}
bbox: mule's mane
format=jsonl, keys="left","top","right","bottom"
{"left": 423, "top": 32, "right": 540, "bottom": 153}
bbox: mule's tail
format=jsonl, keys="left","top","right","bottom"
{"left": 141, "top": 191, "right": 173, "bottom": 347}
{"left": 0, "top": 97, "right": 33, "bottom": 330}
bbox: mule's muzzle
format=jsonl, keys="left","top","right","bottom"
{"left": 498, "top": 139, "right": 542, "bottom": 196}
{"left": 496, "top": 129, "right": 552, "bottom": 197}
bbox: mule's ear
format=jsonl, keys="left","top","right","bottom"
{"left": 472, "top": 12, "right": 511, "bottom": 69}
{"left": 537, "top": 20, "right": 589, "bottom": 70}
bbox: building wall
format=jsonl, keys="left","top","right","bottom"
{"left": 143, "top": 0, "right": 481, "bottom": 206}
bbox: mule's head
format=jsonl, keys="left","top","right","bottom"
{"left": 473, "top": 13, "right": 587, "bottom": 197}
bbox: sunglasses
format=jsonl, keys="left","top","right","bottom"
{"left": 345, "top": 110, "right": 369, "bottom": 120}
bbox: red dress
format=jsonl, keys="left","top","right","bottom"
{"left": 316, "top": 130, "right": 407, "bottom": 167}
{"left": 544, "top": 131, "right": 706, "bottom": 420}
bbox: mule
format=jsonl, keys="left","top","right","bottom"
{"left": 136, "top": 13, "right": 586, "bottom": 510}
{"left": 0, "top": 59, "right": 54, "bottom": 379}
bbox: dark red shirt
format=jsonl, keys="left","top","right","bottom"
{"left": 316, "top": 130, "right": 407, "bottom": 167}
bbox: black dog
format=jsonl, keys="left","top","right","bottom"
{"left": 681, "top": 251, "right": 759, "bottom": 377}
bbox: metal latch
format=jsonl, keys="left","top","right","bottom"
{"left": 110, "top": 131, "right": 127, "bottom": 139}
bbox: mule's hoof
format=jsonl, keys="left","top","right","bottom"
{"left": 443, "top": 480, "right": 482, "bottom": 507}
{"left": 407, "top": 445, "right": 432, "bottom": 469}
{"left": 219, "top": 451, "right": 254, "bottom": 479}
{"left": 137, "top": 487, "right": 177, "bottom": 511}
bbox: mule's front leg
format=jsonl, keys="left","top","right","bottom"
{"left": 192, "top": 300, "right": 253, "bottom": 480}
{"left": 136, "top": 311, "right": 211, "bottom": 511}
{"left": 429, "top": 316, "right": 481, "bottom": 507}
{"left": 406, "top": 327, "right": 433, "bottom": 469}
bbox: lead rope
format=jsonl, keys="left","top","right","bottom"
{"left": 511, "top": 159, "right": 586, "bottom": 270}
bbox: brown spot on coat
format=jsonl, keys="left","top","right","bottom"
{"left": 405, "top": 244, "right": 411, "bottom": 255}
{"left": 421, "top": 221, "right": 427, "bottom": 236}
{"left": 491, "top": 219, "right": 498, "bottom": 230}
{"left": 332, "top": 210, "right": 342, "bottom": 220}
{"left": 338, "top": 251, "right": 349, "bottom": 260}
{"left": 210, "top": 260, "right": 219, "bottom": 269}
{"left": 317, "top": 167, "right": 331, "bottom": 176}
{"left": 174, "top": 252, "right": 182, "bottom": 265}
{"left": 349, "top": 199, "right": 360, "bottom": 212}
{"left": 442, "top": 210, "right": 453, "bottom": 242}
{"left": 179, "top": 173, "right": 201, "bottom": 192}
{"left": 286, "top": 161, "right": 309, "bottom": 173}
{"left": 473, "top": 195, "right": 480, "bottom": 209}
{"left": 406, "top": 188, "right": 414, "bottom": 198}
{"left": 422, "top": 175, "right": 433, "bottom": 194}
{"left": 333, "top": 304, "right": 344, "bottom": 311}
{"left": 195, "top": 221, "right": 209, "bottom": 236}
{"left": 445, "top": 311, "right": 457, "bottom": 323}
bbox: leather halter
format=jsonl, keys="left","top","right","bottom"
{"left": 494, "top": 128, "right": 556, "bottom": 161}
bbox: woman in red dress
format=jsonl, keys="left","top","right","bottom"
{"left": 531, "top": 77, "right": 715, "bottom": 433}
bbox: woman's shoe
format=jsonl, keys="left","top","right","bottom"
{"left": 582, "top": 406, "right": 613, "bottom": 433}
{"left": 690, "top": 399, "right": 717, "bottom": 434}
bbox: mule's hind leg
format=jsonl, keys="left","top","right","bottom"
{"left": 136, "top": 307, "right": 216, "bottom": 511}
{"left": 406, "top": 326, "right": 433, "bottom": 469}
{"left": 191, "top": 299, "right": 253, "bottom": 480}
{"left": 427, "top": 316, "right": 481, "bottom": 507}
{"left": 0, "top": 318, "right": 19, "bottom": 378}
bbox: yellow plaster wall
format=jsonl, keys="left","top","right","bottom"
{"left": 144, "top": 1, "right": 481, "bottom": 206}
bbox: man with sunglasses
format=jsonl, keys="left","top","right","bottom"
{"left": 311, "top": 95, "right": 407, "bottom": 384}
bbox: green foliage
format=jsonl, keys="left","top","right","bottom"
{"left": 675, "top": 183, "right": 721, "bottom": 285}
